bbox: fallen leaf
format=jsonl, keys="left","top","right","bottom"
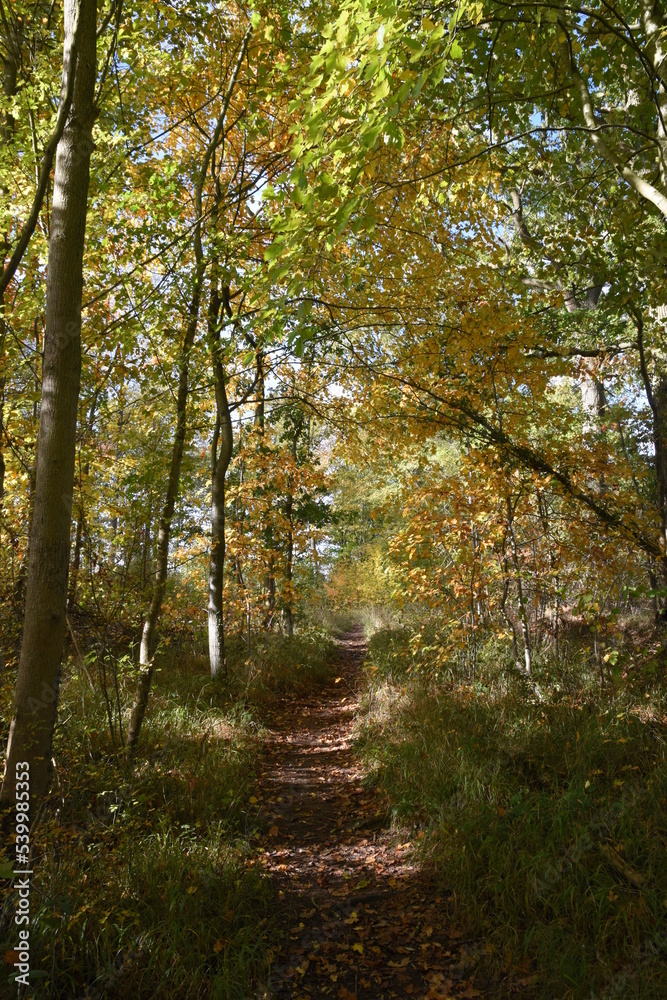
{"left": 338, "top": 987, "right": 356, "bottom": 1000}
{"left": 352, "top": 942, "right": 364, "bottom": 954}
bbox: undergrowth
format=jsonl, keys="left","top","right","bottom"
{"left": 228, "top": 629, "right": 338, "bottom": 702}
{"left": 357, "top": 625, "right": 667, "bottom": 999}
{"left": 0, "top": 625, "right": 337, "bottom": 997}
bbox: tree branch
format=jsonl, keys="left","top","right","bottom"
{"left": 0, "top": 0, "right": 84, "bottom": 296}
{"left": 559, "top": 16, "right": 667, "bottom": 219}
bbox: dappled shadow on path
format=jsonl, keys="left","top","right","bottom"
{"left": 255, "top": 629, "right": 491, "bottom": 1000}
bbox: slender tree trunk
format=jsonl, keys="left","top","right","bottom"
{"left": 234, "top": 456, "right": 251, "bottom": 648}
{"left": 654, "top": 374, "right": 667, "bottom": 593}
{"left": 0, "top": 21, "right": 19, "bottom": 508}
{"left": 67, "top": 508, "right": 83, "bottom": 608}
{"left": 0, "top": 29, "right": 20, "bottom": 674}
{"left": 255, "top": 350, "right": 264, "bottom": 429}
{"left": 126, "top": 283, "right": 201, "bottom": 750}
{"left": 636, "top": 310, "right": 667, "bottom": 591}
{"left": 0, "top": 301, "right": 6, "bottom": 511}
{"left": 284, "top": 425, "right": 300, "bottom": 638}
{"left": 129, "top": 21, "right": 251, "bottom": 732}
{"left": 285, "top": 496, "right": 294, "bottom": 638}
{"left": 254, "top": 351, "right": 275, "bottom": 620}
{"left": 208, "top": 288, "right": 234, "bottom": 678}
{"left": 142, "top": 504, "right": 151, "bottom": 588}
{"left": 506, "top": 496, "right": 532, "bottom": 675}
{"left": 1, "top": 0, "right": 97, "bottom": 803}
{"left": 581, "top": 372, "right": 607, "bottom": 492}
{"left": 500, "top": 551, "right": 520, "bottom": 665}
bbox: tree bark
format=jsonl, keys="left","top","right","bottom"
{"left": 208, "top": 288, "right": 234, "bottom": 678}
{"left": 67, "top": 508, "right": 84, "bottom": 609}
{"left": 635, "top": 309, "right": 667, "bottom": 587}
{"left": 284, "top": 420, "right": 302, "bottom": 638}
{"left": 1, "top": 0, "right": 97, "bottom": 803}
{"left": 254, "top": 357, "right": 276, "bottom": 624}
{"left": 126, "top": 282, "right": 201, "bottom": 750}
{"left": 0, "top": 8, "right": 20, "bottom": 675}
{"left": 285, "top": 494, "right": 294, "bottom": 637}
{"left": 255, "top": 349, "right": 265, "bottom": 430}
{"left": 506, "top": 496, "right": 532, "bottom": 675}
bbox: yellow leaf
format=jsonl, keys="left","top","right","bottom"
{"left": 352, "top": 942, "right": 364, "bottom": 954}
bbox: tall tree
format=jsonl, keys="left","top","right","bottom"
{"left": 1, "top": 0, "right": 97, "bottom": 802}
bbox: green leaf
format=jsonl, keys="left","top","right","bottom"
{"left": 0, "top": 860, "right": 15, "bottom": 879}
{"left": 373, "top": 77, "right": 391, "bottom": 102}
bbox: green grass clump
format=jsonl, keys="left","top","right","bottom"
{"left": 357, "top": 627, "right": 667, "bottom": 999}
{"left": 230, "top": 629, "right": 338, "bottom": 702}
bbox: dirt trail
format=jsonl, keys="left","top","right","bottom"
{"left": 256, "top": 629, "right": 488, "bottom": 1000}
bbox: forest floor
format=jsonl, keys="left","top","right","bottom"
{"left": 254, "top": 629, "right": 492, "bottom": 1000}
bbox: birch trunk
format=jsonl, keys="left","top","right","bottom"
{"left": 1, "top": 0, "right": 97, "bottom": 803}
{"left": 208, "top": 288, "right": 234, "bottom": 678}
{"left": 506, "top": 497, "right": 532, "bottom": 675}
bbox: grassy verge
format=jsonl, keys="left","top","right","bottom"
{"left": 356, "top": 626, "right": 667, "bottom": 999}
{"left": 1, "top": 624, "right": 339, "bottom": 996}
{"left": 225, "top": 628, "right": 338, "bottom": 703}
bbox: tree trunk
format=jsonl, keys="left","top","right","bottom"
{"left": 581, "top": 372, "right": 607, "bottom": 492}
{"left": 129, "top": 22, "right": 251, "bottom": 729}
{"left": 208, "top": 288, "right": 234, "bottom": 678}
{"left": 126, "top": 282, "right": 201, "bottom": 750}
{"left": 284, "top": 422, "right": 301, "bottom": 638}
{"left": 285, "top": 493, "right": 294, "bottom": 638}
{"left": 0, "top": 19, "right": 20, "bottom": 675}
{"left": 636, "top": 311, "right": 667, "bottom": 588}
{"left": 255, "top": 350, "right": 265, "bottom": 430}
{"left": 0, "top": 19, "right": 19, "bottom": 508}
{"left": 254, "top": 349, "right": 275, "bottom": 620}
{"left": 1, "top": 0, "right": 97, "bottom": 803}
{"left": 506, "top": 496, "right": 532, "bottom": 675}
{"left": 67, "top": 507, "right": 83, "bottom": 609}
{"left": 142, "top": 505, "right": 151, "bottom": 588}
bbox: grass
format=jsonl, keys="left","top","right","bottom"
{"left": 356, "top": 624, "right": 667, "bottom": 999}
{"left": 0, "top": 626, "right": 338, "bottom": 997}
{"left": 226, "top": 628, "right": 338, "bottom": 703}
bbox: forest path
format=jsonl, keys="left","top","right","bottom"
{"left": 255, "top": 628, "right": 487, "bottom": 1000}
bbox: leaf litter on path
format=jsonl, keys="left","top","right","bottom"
{"left": 253, "top": 628, "right": 494, "bottom": 999}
